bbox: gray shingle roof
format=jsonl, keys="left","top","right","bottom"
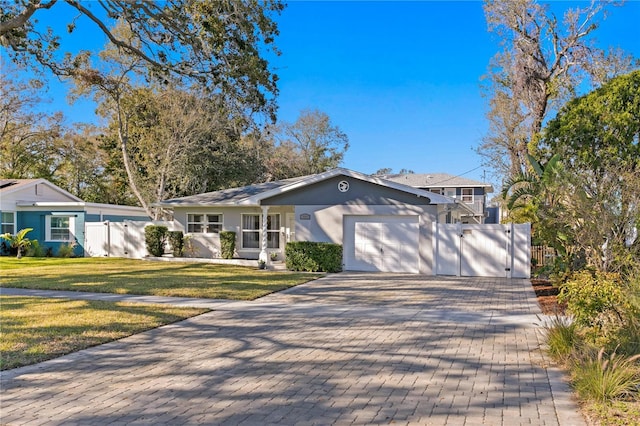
{"left": 157, "top": 168, "right": 468, "bottom": 209}
{"left": 158, "top": 176, "right": 304, "bottom": 206}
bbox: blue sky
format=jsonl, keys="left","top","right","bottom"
{"left": 17, "top": 1, "right": 640, "bottom": 185}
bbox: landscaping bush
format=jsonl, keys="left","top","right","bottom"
{"left": 285, "top": 241, "right": 342, "bottom": 272}
{"left": 168, "top": 231, "right": 184, "bottom": 257}
{"left": 559, "top": 270, "right": 637, "bottom": 348}
{"left": 145, "top": 225, "right": 168, "bottom": 257}
{"left": 57, "top": 242, "right": 77, "bottom": 258}
{"left": 26, "top": 240, "right": 45, "bottom": 257}
{"left": 541, "top": 314, "right": 581, "bottom": 361}
{"left": 220, "top": 231, "right": 236, "bottom": 259}
{"left": 572, "top": 348, "right": 640, "bottom": 403}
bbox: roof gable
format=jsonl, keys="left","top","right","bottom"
{"left": 0, "top": 179, "right": 82, "bottom": 202}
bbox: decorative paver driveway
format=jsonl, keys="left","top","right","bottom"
{"left": 0, "top": 274, "right": 584, "bottom": 425}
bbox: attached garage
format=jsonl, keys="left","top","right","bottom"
{"left": 343, "top": 215, "right": 420, "bottom": 273}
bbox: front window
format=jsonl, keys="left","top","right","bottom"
{"left": 242, "top": 214, "right": 280, "bottom": 249}
{"left": 461, "top": 188, "right": 474, "bottom": 203}
{"left": 187, "top": 213, "right": 222, "bottom": 233}
{"left": 47, "top": 215, "right": 74, "bottom": 242}
{"left": 1, "top": 212, "right": 15, "bottom": 234}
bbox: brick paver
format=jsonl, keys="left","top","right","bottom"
{"left": 0, "top": 274, "right": 585, "bottom": 425}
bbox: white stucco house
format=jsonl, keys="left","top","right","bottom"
{"left": 155, "top": 168, "right": 483, "bottom": 274}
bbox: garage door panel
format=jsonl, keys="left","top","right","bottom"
{"left": 345, "top": 216, "right": 419, "bottom": 274}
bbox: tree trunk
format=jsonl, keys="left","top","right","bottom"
{"left": 117, "top": 127, "right": 154, "bottom": 219}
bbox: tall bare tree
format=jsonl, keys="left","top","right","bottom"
{"left": 264, "top": 109, "right": 350, "bottom": 179}
{"left": 479, "top": 0, "right": 638, "bottom": 180}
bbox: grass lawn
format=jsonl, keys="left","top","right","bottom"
{"left": 0, "top": 257, "right": 322, "bottom": 300}
{"left": 0, "top": 296, "right": 208, "bottom": 370}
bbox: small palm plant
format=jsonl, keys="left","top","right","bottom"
{"left": 0, "top": 228, "right": 34, "bottom": 259}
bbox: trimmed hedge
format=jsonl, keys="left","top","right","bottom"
{"left": 145, "top": 225, "right": 168, "bottom": 257}
{"left": 220, "top": 231, "right": 236, "bottom": 259}
{"left": 285, "top": 241, "right": 343, "bottom": 273}
{"left": 168, "top": 231, "right": 184, "bottom": 257}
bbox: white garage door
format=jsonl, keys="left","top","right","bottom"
{"left": 344, "top": 216, "right": 420, "bottom": 273}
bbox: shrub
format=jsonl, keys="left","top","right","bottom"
{"left": 541, "top": 315, "right": 581, "bottom": 361}
{"left": 168, "top": 231, "right": 184, "bottom": 257}
{"left": 285, "top": 242, "right": 342, "bottom": 272}
{"left": 559, "top": 270, "right": 636, "bottom": 346}
{"left": 26, "top": 240, "right": 46, "bottom": 257}
{"left": 145, "top": 225, "right": 168, "bottom": 257}
{"left": 57, "top": 241, "right": 77, "bottom": 258}
{"left": 572, "top": 348, "right": 640, "bottom": 403}
{"left": 220, "top": 231, "right": 236, "bottom": 259}
{"left": 182, "top": 235, "right": 199, "bottom": 258}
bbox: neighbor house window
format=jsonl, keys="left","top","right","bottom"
{"left": 187, "top": 213, "right": 222, "bottom": 233}
{"left": 429, "top": 188, "right": 442, "bottom": 195}
{"left": 445, "top": 188, "right": 456, "bottom": 198}
{"left": 461, "top": 188, "right": 474, "bottom": 203}
{"left": 46, "top": 215, "right": 74, "bottom": 242}
{"left": 1, "top": 212, "right": 15, "bottom": 234}
{"left": 242, "top": 213, "right": 280, "bottom": 249}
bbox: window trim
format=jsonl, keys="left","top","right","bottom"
{"left": 186, "top": 213, "right": 223, "bottom": 234}
{"left": 45, "top": 215, "right": 75, "bottom": 242}
{"left": 444, "top": 188, "right": 456, "bottom": 198}
{"left": 241, "top": 213, "right": 281, "bottom": 250}
{"left": 461, "top": 188, "right": 474, "bottom": 204}
{"left": 1, "top": 211, "right": 16, "bottom": 235}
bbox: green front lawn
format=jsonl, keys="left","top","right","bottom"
{"left": 0, "top": 257, "right": 322, "bottom": 300}
{"left": 0, "top": 296, "right": 208, "bottom": 370}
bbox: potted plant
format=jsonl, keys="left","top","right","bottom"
{"left": 258, "top": 259, "right": 266, "bottom": 269}
{"left": 270, "top": 252, "right": 279, "bottom": 261}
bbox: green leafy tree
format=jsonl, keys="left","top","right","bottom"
{"left": 540, "top": 70, "right": 640, "bottom": 273}
{"left": 1, "top": 0, "right": 283, "bottom": 118}
{"left": 0, "top": 67, "right": 65, "bottom": 179}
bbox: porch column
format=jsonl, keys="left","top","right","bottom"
{"left": 259, "top": 206, "right": 269, "bottom": 265}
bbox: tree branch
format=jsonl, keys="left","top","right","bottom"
{"left": 0, "top": 0, "right": 58, "bottom": 35}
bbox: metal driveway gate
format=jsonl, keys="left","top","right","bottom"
{"left": 434, "top": 223, "right": 530, "bottom": 278}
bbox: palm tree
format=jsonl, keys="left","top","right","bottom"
{"left": 501, "top": 153, "right": 562, "bottom": 210}
{"left": 1, "top": 228, "right": 34, "bottom": 259}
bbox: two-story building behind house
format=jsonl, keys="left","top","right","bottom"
{"left": 381, "top": 173, "right": 495, "bottom": 224}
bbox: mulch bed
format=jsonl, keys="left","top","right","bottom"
{"left": 531, "top": 279, "right": 566, "bottom": 315}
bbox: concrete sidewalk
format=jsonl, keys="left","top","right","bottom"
{"left": 0, "top": 274, "right": 585, "bottom": 425}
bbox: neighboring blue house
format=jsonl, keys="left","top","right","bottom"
{"left": 0, "top": 179, "right": 150, "bottom": 257}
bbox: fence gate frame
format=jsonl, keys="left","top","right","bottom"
{"left": 433, "top": 222, "right": 531, "bottom": 278}
{"left": 84, "top": 220, "right": 174, "bottom": 258}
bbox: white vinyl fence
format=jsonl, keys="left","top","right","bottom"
{"left": 433, "top": 222, "right": 531, "bottom": 278}
{"left": 85, "top": 220, "right": 175, "bottom": 259}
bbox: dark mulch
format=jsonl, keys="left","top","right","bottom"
{"left": 531, "top": 279, "right": 567, "bottom": 315}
